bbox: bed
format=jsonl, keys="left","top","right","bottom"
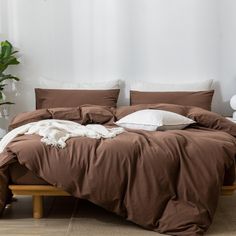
{"left": 1, "top": 81, "right": 236, "bottom": 236}
{"left": 0, "top": 102, "right": 236, "bottom": 236}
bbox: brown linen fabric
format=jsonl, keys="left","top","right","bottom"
{"left": 0, "top": 165, "right": 10, "bottom": 214}
{"left": 48, "top": 107, "right": 81, "bottom": 122}
{"left": 9, "top": 162, "right": 47, "bottom": 185}
{"left": 187, "top": 106, "right": 236, "bottom": 136}
{"left": 1, "top": 104, "right": 236, "bottom": 235}
{"left": 9, "top": 106, "right": 115, "bottom": 130}
{"left": 35, "top": 88, "right": 120, "bottom": 109}
{"left": 130, "top": 90, "right": 214, "bottom": 110}
{"left": 10, "top": 109, "right": 51, "bottom": 130}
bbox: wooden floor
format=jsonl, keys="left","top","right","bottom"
{"left": 0, "top": 194, "right": 236, "bottom": 236}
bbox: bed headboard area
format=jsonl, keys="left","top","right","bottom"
{"left": 1, "top": 0, "right": 235, "bottom": 116}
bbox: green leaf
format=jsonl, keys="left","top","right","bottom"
{"left": 0, "top": 40, "right": 20, "bottom": 102}
{"left": 0, "top": 64, "right": 7, "bottom": 73}
{"left": 0, "top": 41, "right": 20, "bottom": 74}
{"left": 10, "top": 50, "right": 19, "bottom": 55}
{"left": 0, "top": 84, "right": 7, "bottom": 88}
{"left": 6, "top": 76, "right": 20, "bottom": 81}
{"left": 0, "top": 102, "right": 14, "bottom": 106}
{"left": 0, "top": 41, "right": 13, "bottom": 59}
{"left": 3, "top": 56, "right": 20, "bottom": 66}
{"left": 0, "top": 74, "right": 20, "bottom": 83}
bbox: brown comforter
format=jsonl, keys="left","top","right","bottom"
{"left": 0, "top": 104, "right": 236, "bottom": 236}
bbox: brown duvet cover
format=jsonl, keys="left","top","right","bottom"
{"left": 9, "top": 162, "right": 47, "bottom": 185}
{"left": 0, "top": 104, "right": 236, "bottom": 236}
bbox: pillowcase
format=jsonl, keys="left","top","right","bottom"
{"left": 35, "top": 88, "right": 120, "bottom": 109}
{"left": 39, "top": 77, "right": 120, "bottom": 90}
{"left": 131, "top": 79, "right": 213, "bottom": 92}
{"left": 10, "top": 109, "right": 51, "bottom": 130}
{"left": 130, "top": 90, "right": 214, "bottom": 111}
{"left": 187, "top": 106, "right": 236, "bottom": 137}
{"left": 48, "top": 105, "right": 115, "bottom": 125}
{"left": 115, "top": 109, "right": 195, "bottom": 131}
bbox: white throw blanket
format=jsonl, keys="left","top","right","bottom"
{"left": 0, "top": 119, "right": 124, "bottom": 153}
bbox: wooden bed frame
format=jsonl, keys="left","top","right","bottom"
{"left": 9, "top": 185, "right": 70, "bottom": 219}
{"left": 9, "top": 184, "right": 236, "bottom": 219}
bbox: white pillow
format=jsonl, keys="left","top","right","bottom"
{"left": 131, "top": 79, "right": 213, "bottom": 92}
{"left": 115, "top": 109, "right": 195, "bottom": 131}
{"left": 39, "top": 77, "right": 120, "bottom": 90}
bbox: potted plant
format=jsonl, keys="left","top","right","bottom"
{"left": 0, "top": 40, "right": 20, "bottom": 137}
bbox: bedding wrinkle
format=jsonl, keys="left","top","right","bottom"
{"left": 0, "top": 104, "right": 236, "bottom": 235}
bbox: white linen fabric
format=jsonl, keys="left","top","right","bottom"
{"left": 115, "top": 109, "right": 195, "bottom": 131}
{"left": 0, "top": 120, "right": 124, "bottom": 152}
{"left": 39, "top": 77, "right": 120, "bottom": 90}
{"left": 131, "top": 79, "right": 213, "bottom": 92}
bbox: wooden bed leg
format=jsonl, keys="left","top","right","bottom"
{"left": 33, "top": 195, "right": 43, "bottom": 219}
{"left": 9, "top": 185, "right": 70, "bottom": 219}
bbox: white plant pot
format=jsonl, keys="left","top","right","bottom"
{"left": 0, "top": 128, "right": 6, "bottom": 139}
{"left": 233, "top": 111, "right": 236, "bottom": 121}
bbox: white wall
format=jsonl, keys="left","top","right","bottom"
{"left": 0, "top": 0, "right": 235, "bottom": 116}
{"left": 218, "top": 0, "right": 236, "bottom": 115}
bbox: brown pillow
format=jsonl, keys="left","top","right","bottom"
{"left": 187, "top": 106, "right": 236, "bottom": 137}
{"left": 130, "top": 90, "right": 214, "bottom": 110}
{"left": 48, "top": 105, "right": 115, "bottom": 125}
{"left": 10, "top": 109, "right": 51, "bottom": 130}
{"left": 48, "top": 107, "right": 81, "bottom": 122}
{"left": 35, "top": 88, "right": 120, "bottom": 109}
